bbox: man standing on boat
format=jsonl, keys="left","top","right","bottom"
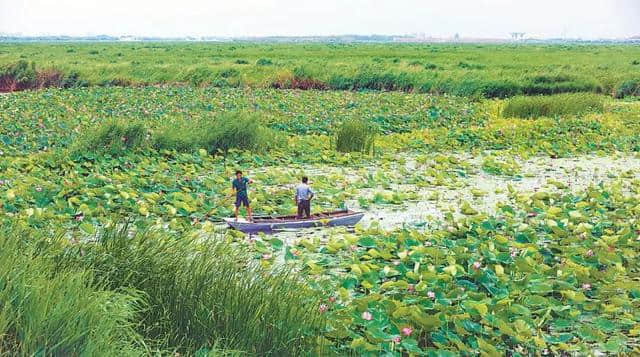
{"left": 295, "top": 176, "right": 314, "bottom": 219}
{"left": 232, "top": 170, "right": 253, "bottom": 222}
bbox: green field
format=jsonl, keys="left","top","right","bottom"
{"left": 2, "top": 43, "right": 640, "bottom": 355}
{"left": 2, "top": 43, "right": 640, "bottom": 97}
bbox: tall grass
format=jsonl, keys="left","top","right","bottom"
{"left": 328, "top": 69, "right": 413, "bottom": 91}
{"left": 1, "top": 223, "right": 326, "bottom": 355}
{"left": 184, "top": 66, "right": 217, "bottom": 86}
{"left": 153, "top": 113, "right": 284, "bottom": 154}
{"left": 72, "top": 113, "right": 284, "bottom": 157}
{"left": 256, "top": 58, "right": 273, "bottom": 66}
{"left": 502, "top": 93, "right": 606, "bottom": 119}
{"left": 334, "top": 119, "right": 377, "bottom": 153}
{"left": 614, "top": 79, "right": 640, "bottom": 99}
{"left": 0, "top": 227, "right": 145, "bottom": 355}
{"left": 271, "top": 66, "right": 327, "bottom": 90}
{"left": 200, "top": 113, "right": 283, "bottom": 154}
{"left": 63, "top": 225, "right": 325, "bottom": 355}
{"left": 0, "top": 60, "right": 88, "bottom": 92}
{"left": 0, "top": 60, "right": 37, "bottom": 91}
{"left": 71, "top": 118, "right": 148, "bottom": 156}
{"left": 151, "top": 120, "right": 205, "bottom": 153}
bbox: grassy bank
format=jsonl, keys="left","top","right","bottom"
{"left": 0, "top": 226, "right": 145, "bottom": 355}
{"left": 1, "top": 43, "right": 640, "bottom": 97}
{"left": 0, "top": 224, "right": 324, "bottom": 355}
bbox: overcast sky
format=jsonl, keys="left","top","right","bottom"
{"left": 1, "top": 0, "right": 638, "bottom": 39}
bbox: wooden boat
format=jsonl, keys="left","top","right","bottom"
{"left": 224, "top": 209, "right": 364, "bottom": 233}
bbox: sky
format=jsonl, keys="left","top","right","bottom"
{"left": 1, "top": 0, "right": 639, "bottom": 39}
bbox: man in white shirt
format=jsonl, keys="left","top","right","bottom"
{"left": 295, "top": 176, "right": 314, "bottom": 219}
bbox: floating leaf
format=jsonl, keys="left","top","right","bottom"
{"left": 79, "top": 223, "right": 95, "bottom": 235}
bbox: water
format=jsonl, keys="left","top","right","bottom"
{"left": 234, "top": 152, "right": 640, "bottom": 244}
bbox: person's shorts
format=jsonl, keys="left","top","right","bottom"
{"left": 235, "top": 195, "right": 250, "bottom": 207}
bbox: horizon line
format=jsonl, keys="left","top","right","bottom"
{"left": 1, "top": 33, "right": 639, "bottom": 41}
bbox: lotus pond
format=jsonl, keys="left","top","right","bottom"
{"left": 1, "top": 87, "right": 640, "bottom": 355}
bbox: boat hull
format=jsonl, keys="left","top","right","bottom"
{"left": 225, "top": 211, "right": 364, "bottom": 233}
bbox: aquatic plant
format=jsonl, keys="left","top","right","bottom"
{"left": 502, "top": 93, "right": 606, "bottom": 118}
{"left": 334, "top": 118, "right": 377, "bottom": 154}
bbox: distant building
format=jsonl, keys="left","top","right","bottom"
{"left": 510, "top": 32, "right": 526, "bottom": 41}
{"left": 119, "top": 36, "right": 140, "bottom": 41}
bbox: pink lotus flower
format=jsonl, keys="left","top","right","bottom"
{"left": 401, "top": 327, "right": 413, "bottom": 336}
{"left": 361, "top": 311, "right": 373, "bottom": 321}
{"left": 328, "top": 296, "right": 336, "bottom": 303}
{"left": 407, "top": 284, "right": 414, "bottom": 293}
{"left": 510, "top": 249, "right": 518, "bottom": 257}
{"left": 473, "top": 261, "right": 482, "bottom": 270}
{"left": 262, "top": 253, "right": 272, "bottom": 260}
{"left": 0, "top": 180, "right": 4, "bottom": 185}
{"left": 582, "top": 283, "right": 591, "bottom": 290}
{"left": 319, "top": 304, "right": 328, "bottom": 313}
{"left": 586, "top": 249, "right": 594, "bottom": 257}
{"left": 350, "top": 245, "right": 357, "bottom": 251}
{"left": 427, "top": 291, "right": 435, "bottom": 299}
{"left": 392, "top": 336, "right": 401, "bottom": 343}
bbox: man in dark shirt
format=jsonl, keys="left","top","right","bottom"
{"left": 232, "top": 170, "right": 253, "bottom": 221}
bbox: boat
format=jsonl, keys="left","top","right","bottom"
{"left": 224, "top": 209, "right": 364, "bottom": 233}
